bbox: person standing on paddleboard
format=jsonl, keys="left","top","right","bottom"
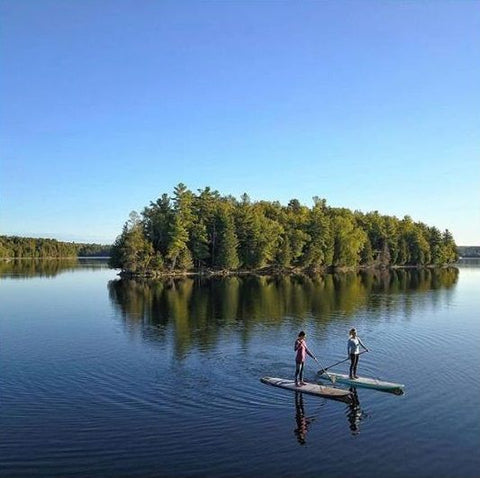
{"left": 348, "top": 328, "right": 368, "bottom": 379}
{"left": 294, "top": 331, "right": 317, "bottom": 386}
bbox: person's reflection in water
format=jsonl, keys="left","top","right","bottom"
{"left": 294, "top": 392, "right": 315, "bottom": 445}
{"left": 346, "top": 387, "right": 365, "bottom": 435}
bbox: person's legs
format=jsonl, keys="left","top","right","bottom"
{"left": 295, "top": 362, "right": 305, "bottom": 385}
{"left": 299, "top": 362, "right": 305, "bottom": 384}
{"left": 352, "top": 354, "right": 359, "bottom": 378}
{"left": 349, "top": 354, "right": 355, "bottom": 378}
{"left": 295, "top": 362, "right": 301, "bottom": 385}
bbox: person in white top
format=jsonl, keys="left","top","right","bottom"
{"left": 347, "top": 328, "right": 368, "bottom": 379}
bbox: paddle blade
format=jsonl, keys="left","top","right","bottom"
{"left": 330, "top": 375, "right": 336, "bottom": 384}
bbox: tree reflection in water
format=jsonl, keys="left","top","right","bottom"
{"left": 0, "top": 258, "right": 108, "bottom": 278}
{"left": 107, "top": 268, "right": 458, "bottom": 356}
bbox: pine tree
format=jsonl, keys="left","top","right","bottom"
{"left": 109, "top": 212, "right": 154, "bottom": 273}
{"left": 142, "top": 193, "right": 172, "bottom": 256}
{"left": 215, "top": 206, "right": 239, "bottom": 270}
{"left": 166, "top": 213, "right": 190, "bottom": 270}
{"left": 166, "top": 184, "right": 195, "bottom": 270}
{"left": 442, "top": 229, "right": 458, "bottom": 263}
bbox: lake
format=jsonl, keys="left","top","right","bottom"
{"left": 1, "top": 259, "right": 479, "bottom": 478}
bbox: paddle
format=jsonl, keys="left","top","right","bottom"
{"left": 317, "top": 350, "right": 368, "bottom": 375}
{"left": 314, "top": 357, "right": 336, "bottom": 384}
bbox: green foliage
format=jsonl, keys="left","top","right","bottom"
{"left": 77, "top": 244, "right": 111, "bottom": 257}
{"left": 189, "top": 221, "right": 210, "bottom": 268}
{"left": 360, "top": 238, "right": 374, "bottom": 266}
{"left": 303, "top": 198, "right": 333, "bottom": 268}
{"left": 109, "top": 212, "right": 155, "bottom": 274}
{"left": 108, "top": 183, "right": 459, "bottom": 274}
{"left": 331, "top": 209, "right": 367, "bottom": 267}
{"left": 142, "top": 193, "right": 172, "bottom": 256}
{"left": 214, "top": 204, "right": 240, "bottom": 270}
{"left": 0, "top": 235, "right": 110, "bottom": 259}
{"left": 165, "top": 184, "right": 195, "bottom": 271}
{"left": 166, "top": 213, "right": 190, "bottom": 270}
{"left": 441, "top": 229, "right": 459, "bottom": 263}
{"left": 457, "top": 246, "right": 480, "bottom": 258}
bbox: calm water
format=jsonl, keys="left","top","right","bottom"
{"left": 1, "top": 259, "right": 479, "bottom": 478}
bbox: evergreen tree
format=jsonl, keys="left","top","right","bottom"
{"left": 406, "top": 228, "right": 430, "bottom": 265}
{"left": 142, "top": 193, "right": 172, "bottom": 256}
{"left": 234, "top": 199, "right": 256, "bottom": 268}
{"left": 166, "top": 183, "right": 195, "bottom": 270}
{"left": 109, "top": 212, "right": 154, "bottom": 273}
{"left": 189, "top": 221, "right": 210, "bottom": 268}
{"left": 442, "top": 229, "right": 458, "bottom": 263}
{"left": 428, "top": 226, "right": 444, "bottom": 265}
{"left": 166, "top": 213, "right": 190, "bottom": 270}
{"left": 215, "top": 205, "right": 240, "bottom": 269}
{"left": 384, "top": 216, "right": 399, "bottom": 264}
{"left": 192, "top": 187, "right": 219, "bottom": 266}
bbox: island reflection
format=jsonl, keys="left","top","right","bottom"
{"left": 107, "top": 268, "right": 458, "bottom": 353}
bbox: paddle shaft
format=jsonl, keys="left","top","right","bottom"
{"left": 313, "top": 356, "right": 336, "bottom": 384}
{"left": 318, "top": 350, "right": 368, "bottom": 374}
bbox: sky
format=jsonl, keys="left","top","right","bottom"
{"left": 1, "top": 0, "right": 479, "bottom": 245}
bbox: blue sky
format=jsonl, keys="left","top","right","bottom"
{"left": 1, "top": 0, "right": 479, "bottom": 245}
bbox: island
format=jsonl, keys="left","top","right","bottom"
{"left": 108, "top": 184, "right": 458, "bottom": 277}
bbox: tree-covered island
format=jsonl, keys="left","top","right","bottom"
{"left": 109, "top": 184, "right": 458, "bottom": 277}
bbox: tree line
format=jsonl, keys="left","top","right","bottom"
{"left": 109, "top": 184, "right": 458, "bottom": 276}
{"left": 457, "top": 246, "right": 480, "bottom": 258}
{"left": 0, "top": 235, "right": 111, "bottom": 258}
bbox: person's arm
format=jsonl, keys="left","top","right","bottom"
{"left": 358, "top": 337, "right": 369, "bottom": 352}
{"left": 294, "top": 339, "right": 300, "bottom": 351}
{"left": 347, "top": 339, "right": 353, "bottom": 356}
{"left": 305, "top": 346, "right": 316, "bottom": 360}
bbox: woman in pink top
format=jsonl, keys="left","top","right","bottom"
{"left": 294, "top": 331, "right": 317, "bottom": 386}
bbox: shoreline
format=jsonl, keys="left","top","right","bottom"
{"left": 118, "top": 263, "right": 459, "bottom": 280}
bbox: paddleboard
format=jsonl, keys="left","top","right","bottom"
{"left": 318, "top": 371, "right": 404, "bottom": 394}
{"left": 261, "top": 377, "right": 353, "bottom": 403}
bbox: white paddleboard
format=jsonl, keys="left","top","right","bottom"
{"left": 318, "top": 371, "right": 404, "bottom": 394}
{"left": 261, "top": 376, "right": 353, "bottom": 403}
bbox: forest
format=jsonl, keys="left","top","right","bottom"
{"left": 0, "top": 236, "right": 111, "bottom": 258}
{"left": 457, "top": 246, "right": 480, "bottom": 258}
{"left": 109, "top": 184, "right": 458, "bottom": 276}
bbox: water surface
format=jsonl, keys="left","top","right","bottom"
{"left": 1, "top": 259, "right": 479, "bottom": 477}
